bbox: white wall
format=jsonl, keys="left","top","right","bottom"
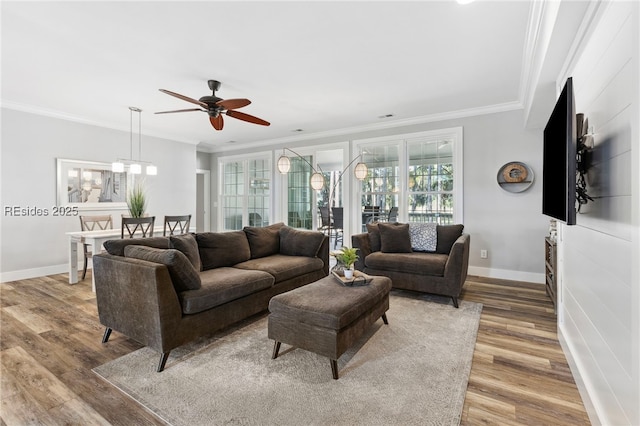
{"left": 557, "top": 1, "right": 639, "bottom": 424}
{"left": 0, "top": 108, "right": 197, "bottom": 281}
{"left": 211, "top": 108, "right": 550, "bottom": 283}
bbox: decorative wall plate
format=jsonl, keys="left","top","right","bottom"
{"left": 497, "top": 161, "right": 534, "bottom": 193}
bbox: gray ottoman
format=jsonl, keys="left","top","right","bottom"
{"left": 268, "top": 274, "right": 392, "bottom": 379}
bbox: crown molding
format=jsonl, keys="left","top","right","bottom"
{"left": 206, "top": 100, "right": 523, "bottom": 154}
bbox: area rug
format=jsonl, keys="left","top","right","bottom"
{"left": 93, "top": 290, "right": 482, "bottom": 426}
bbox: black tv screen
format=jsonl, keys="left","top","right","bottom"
{"left": 543, "top": 77, "right": 577, "bottom": 225}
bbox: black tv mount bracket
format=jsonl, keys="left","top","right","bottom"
{"left": 576, "top": 113, "right": 594, "bottom": 211}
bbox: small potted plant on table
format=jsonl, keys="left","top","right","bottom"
{"left": 332, "top": 247, "right": 359, "bottom": 279}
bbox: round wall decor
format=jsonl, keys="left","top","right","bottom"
{"left": 497, "top": 161, "right": 534, "bottom": 193}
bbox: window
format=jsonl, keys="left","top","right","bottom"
{"left": 408, "top": 139, "right": 454, "bottom": 224}
{"left": 286, "top": 156, "right": 314, "bottom": 229}
{"left": 357, "top": 128, "right": 463, "bottom": 227}
{"left": 220, "top": 155, "right": 271, "bottom": 230}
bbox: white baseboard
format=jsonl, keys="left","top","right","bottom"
{"left": 0, "top": 264, "right": 69, "bottom": 283}
{"left": 468, "top": 266, "right": 545, "bottom": 284}
{"left": 558, "top": 326, "right": 602, "bottom": 425}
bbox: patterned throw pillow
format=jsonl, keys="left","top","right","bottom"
{"left": 409, "top": 223, "right": 438, "bottom": 252}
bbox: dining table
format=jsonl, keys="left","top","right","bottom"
{"left": 67, "top": 225, "right": 194, "bottom": 291}
{"left": 66, "top": 228, "right": 123, "bottom": 291}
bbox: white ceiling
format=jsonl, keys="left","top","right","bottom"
{"left": 1, "top": 1, "right": 582, "bottom": 153}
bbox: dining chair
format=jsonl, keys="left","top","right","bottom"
{"left": 387, "top": 206, "right": 399, "bottom": 222}
{"left": 318, "top": 206, "right": 332, "bottom": 235}
{"left": 121, "top": 216, "right": 156, "bottom": 238}
{"left": 79, "top": 215, "right": 113, "bottom": 280}
{"left": 248, "top": 212, "right": 263, "bottom": 227}
{"left": 331, "top": 207, "right": 344, "bottom": 249}
{"left": 163, "top": 214, "right": 191, "bottom": 236}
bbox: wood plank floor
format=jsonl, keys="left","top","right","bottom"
{"left": 1, "top": 273, "right": 591, "bottom": 425}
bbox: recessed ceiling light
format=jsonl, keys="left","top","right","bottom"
{"left": 456, "top": 0, "right": 475, "bottom": 4}
{"left": 378, "top": 114, "right": 394, "bottom": 119}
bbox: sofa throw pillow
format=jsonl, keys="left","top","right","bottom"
{"left": 243, "top": 222, "right": 284, "bottom": 259}
{"left": 103, "top": 236, "right": 170, "bottom": 257}
{"left": 366, "top": 223, "right": 381, "bottom": 252}
{"left": 196, "top": 231, "right": 251, "bottom": 270}
{"left": 378, "top": 222, "right": 413, "bottom": 253}
{"left": 409, "top": 222, "right": 438, "bottom": 252}
{"left": 279, "top": 226, "right": 324, "bottom": 258}
{"left": 170, "top": 233, "right": 202, "bottom": 271}
{"left": 124, "top": 245, "right": 201, "bottom": 292}
{"left": 436, "top": 224, "right": 465, "bottom": 254}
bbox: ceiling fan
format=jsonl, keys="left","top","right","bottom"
{"left": 155, "top": 80, "right": 270, "bottom": 131}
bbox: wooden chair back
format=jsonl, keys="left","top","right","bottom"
{"left": 80, "top": 215, "right": 113, "bottom": 232}
{"left": 163, "top": 214, "right": 191, "bottom": 236}
{"left": 122, "top": 216, "right": 156, "bottom": 238}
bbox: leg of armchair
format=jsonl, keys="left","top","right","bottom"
{"left": 451, "top": 297, "right": 459, "bottom": 308}
{"left": 157, "top": 352, "right": 170, "bottom": 372}
{"left": 101, "top": 327, "right": 112, "bottom": 343}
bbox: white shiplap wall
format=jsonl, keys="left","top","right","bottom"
{"left": 557, "top": 1, "right": 639, "bottom": 425}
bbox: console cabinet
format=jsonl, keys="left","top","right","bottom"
{"left": 545, "top": 237, "right": 557, "bottom": 313}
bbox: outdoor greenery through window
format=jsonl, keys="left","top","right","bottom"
{"left": 408, "top": 139, "right": 454, "bottom": 224}
{"left": 358, "top": 128, "right": 461, "bottom": 226}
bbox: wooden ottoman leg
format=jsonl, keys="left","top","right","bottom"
{"left": 382, "top": 313, "right": 389, "bottom": 325}
{"left": 330, "top": 359, "right": 339, "bottom": 380}
{"left": 272, "top": 341, "right": 281, "bottom": 359}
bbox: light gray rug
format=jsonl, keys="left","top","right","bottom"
{"left": 93, "top": 290, "right": 482, "bottom": 426}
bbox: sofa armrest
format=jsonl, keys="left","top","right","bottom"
{"left": 351, "top": 233, "right": 371, "bottom": 271}
{"left": 317, "top": 235, "right": 330, "bottom": 275}
{"left": 443, "top": 233, "right": 470, "bottom": 286}
{"left": 93, "top": 253, "right": 183, "bottom": 352}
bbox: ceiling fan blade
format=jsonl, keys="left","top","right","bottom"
{"left": 216, "top": 98, "right": 251, "bottom": 110}
{"left": 159, "top": 89, "right": 208, "bottom": 108}
{"left": 226, "top": 110, "right": 270, "bottom": 126}
{"left": 155, "top": 108, "right": 205, "bottom": 114}
{"left": 210, "top": 114, "right": 224, "bottom": 130}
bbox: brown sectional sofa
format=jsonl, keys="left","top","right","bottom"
{"left": 351, "top": 222, "right": 470, "bottom": 308}
{"left": 93, "top": 223, "right": 329, "bottom": 372}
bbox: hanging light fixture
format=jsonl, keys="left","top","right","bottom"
{"left": 354, "top": 162, "right": 368, "bottom": 180}
{"left": 277, "top": 152, "right": 291, "bottom": 174}
{"left": 112, "top": 107, "right": 157, "bottom": 175}
{"left": 310, "top": 172, "right": 325, "bottom": 190}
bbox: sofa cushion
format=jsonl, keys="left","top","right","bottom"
{"left": 104, "top": 236, "right": 170, "bottom": 256}
{"left": 170, "top": 233, "right": 202, "bottom": 271}
{"left": 123, "top": 245, "right": 201, "bottom": 291}
{"left": 366, "top": 223, "right": 381, "bottom": 252}
{"left": 436, "top": 224, "right": 464, "bottom": 254}
{"left": 234, "top": 254, "right": 325, "bottom": 283}
{"left": 179, "top": 267, "right": 274, "bottom": 315}
{"left": 409, "top": 222, "right": 438, "bottom": 252}
{"left": 243, "top": 222, "right": 284, "bottom": 259}
{"left": 196, "top": 231, "right": 251, "bottom": 270}
{"left": 365, "top": 252, "right": 448, "bottom": 277}
{"left": 279, "top": 226, "right": 324, "bottom": 257}
{"left": 378, "top": 222, "right": 412, "bottom": 253}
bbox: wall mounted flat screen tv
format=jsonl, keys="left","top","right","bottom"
{"left": 543, "top": 77, "right": 577, "bottom": 225}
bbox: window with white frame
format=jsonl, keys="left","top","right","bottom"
{"left": 357, "top": 128, "right": 463, "bottom": 226}
{"left": 220, "top": 155, "right": 271, "bottom": 230}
